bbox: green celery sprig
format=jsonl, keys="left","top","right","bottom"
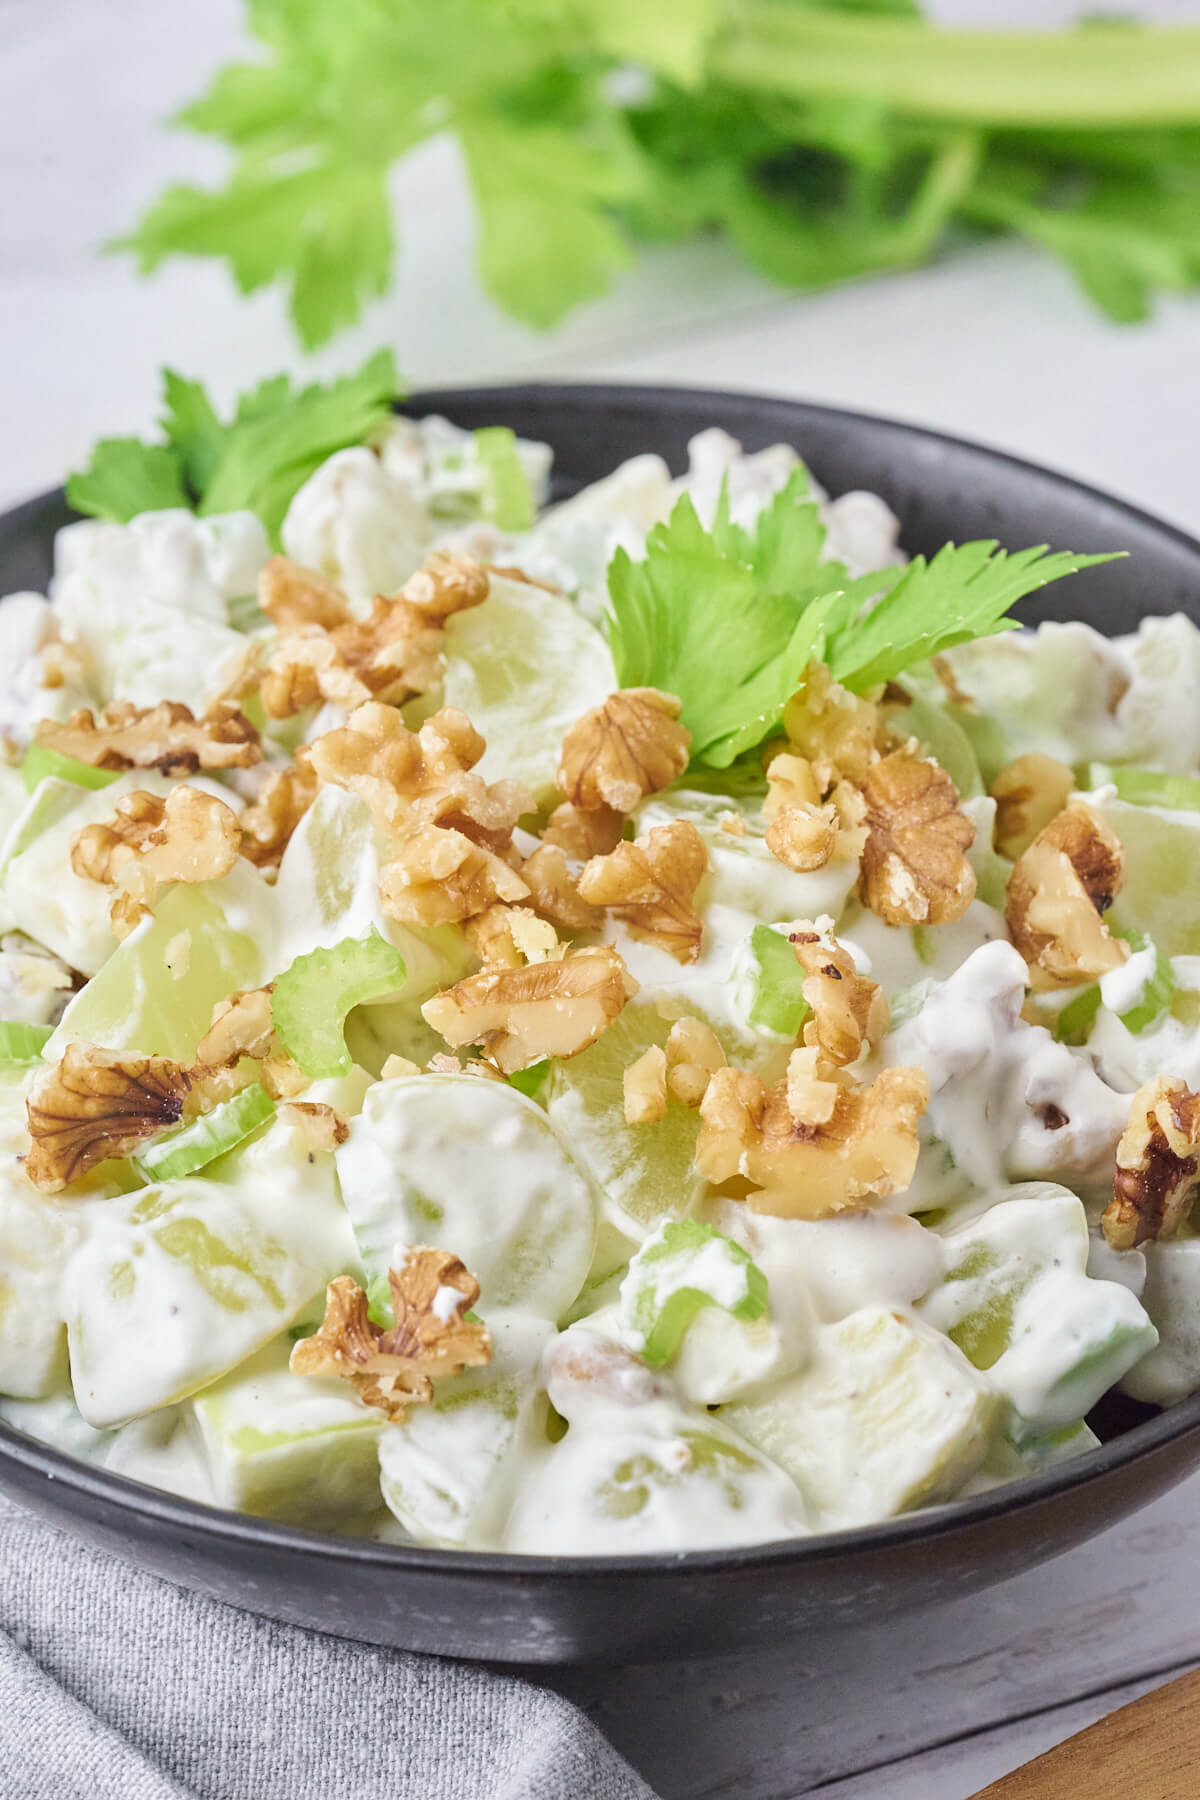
{"left": 66, "top": 350, "right": 401, "bottom": 541}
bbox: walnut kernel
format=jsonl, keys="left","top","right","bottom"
{"left": 558, "top": 688, "right": 690, "bottom": 814}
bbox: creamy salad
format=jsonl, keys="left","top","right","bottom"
{"left": 1, "top": 401, "right": 1199, "bottom": 1557}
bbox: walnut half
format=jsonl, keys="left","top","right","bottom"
{"left": 695, "top": 1050, "right": 929, "bottom": 1220}
{"left": 1006, "top": 803, "right": 1128, "bottom": 990}
{"left": 34, "top": 700, "right": 261, "bottom": 774}
{"left": 25, "top": 1045, "right": 192, "bottom": 1192}
{"left": 859, "top": 749, "right": 976, "bottom": 927}
{"left": 558, "top": 688, "right": 690, "bottom": 814}
{"left": 1102, "top": 1076, "right": 1200, "bottom": 1250}
{"left": 289, "top": 1249, "right": 492, "bottom": 1420}
{"left": 576, "top": 821, "right": 707, "bottom": 965}
{"left": 71, "top": 785, "right": 241, "bottom": 937}
{"left": 421, "top": 945, "right": 637, "bottom": 1074}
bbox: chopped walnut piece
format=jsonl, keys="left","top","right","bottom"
{"left": 34, "top": 701, "right": 261, "bottom": 774}
{"left": 519, "top": 843, "right": 604, "bottom": 933}
{"left": 239, "top": 755, "right": 319, "bottom": 869}
{"left": 258, "top": 557, "right": 350, "bottom": 631}
{"left": 991, "top": 754, "right": 1076, "bottom": 862}
{"left": 197, "top": 987, "right": 276, "bottom": 1067}
{"left": 763, "top": 752, "right": 821, "bottom": 818}
{"left": 421, "top": 945, "right": 637, "bottom": 1075}
{"left": 558, "top": 688, "right": 690, "bottom": 814}
{"left": 259, "top": 627, "right": 371, "bottom": 718}
{"left": 624, "top": 1045, "right": 668, "bottom": 1124}
{"left": 309, "top": 703, "right": 526, "bottom": 847}
{"left": 782, "top": 663, "right": 881, "bottom": 793}
{"left": 665, "top": 1015, "right": 727, "bottom": 1108}
{"left": 828, "top": 779, "right": 870, "bottom": 864}
{"left": 379, "top": 823, "right": 529, "bottom": 926}
{"left": 399, "top": 550, "right": 491, "bottom": 622}
{"left": 765, "top": 801, "right": 839, "bottom": 873}
{"left": 465, "top": 904, "right": 560, "bottom": 968}
{"left": 695, "top": 1053, "right": 929, "bottom": 1220}
{"left": 1006, "top": 803, "right": 1128, "bottom": 990}
{"left": 789, "top": 926, "right": 889, "bottom": 1066}
{"left": 290, "top": 1250, "right": 492, "bottom": 1420}
{"left": 277, "top": 1101, "right": 349, "bottom": 1153}
{"left": 71, "top": 786, "right": 241, "bottom": 936}
{"left": 25, "top": 1045, "right": 192, "bottom": 1192}
{"left": 859, "top": 749, "right": 976, "bottom": 926}
{"left": 541, "top": 801, "right": 625, "bottom": 860}
{"left": 258, "top": 553, "right": 490, "bottom": 720}
{"left": 577, "top": 821, "right": 707, "bottom": 965}
{"left": 1102, "top": 1076, "right": 1200, "bottom": 1249}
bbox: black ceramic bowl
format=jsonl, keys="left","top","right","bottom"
{"left": 2, "top": 383, "right": 1200, "bottom": 1666}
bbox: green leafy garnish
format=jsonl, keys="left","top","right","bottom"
{"left": 66, "top": 350, "right": 401, "bottom": 541}
{"left": 474, "top": 427, "right": 536, "bottom": 532}
{"left": 618, "top": 1218, "right": 768, "bottom": 1367}
{"left": 134, "top": 1083, "right": 276, "bottom": 1183}
{"left": 1089, "top": 764, "right": 1200, "bottom": 812}
{"left": 608, "top": 474, "right": 1119, "bottom": 768}
{"left": 21, "top": 746, "right": 123, "bottom": 796}
{"left": 272, "top": 931, "right": 408, "bottom": 1079}
{"left": 119, "top": 6, "right": 1200, "bottom": 349}
{"left": 825, "top": 543, "right": 1122, "bottom": 694}
{"left": 0, "top": 1022, "right": 54, "bottom": 1071}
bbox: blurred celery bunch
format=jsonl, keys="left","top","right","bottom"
{"left": 118, "top": 0, "right": 1200, "bottom": 348}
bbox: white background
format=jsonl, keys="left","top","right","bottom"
{"left": 4, "top": 2, "right": 1200, "bottom": 1794}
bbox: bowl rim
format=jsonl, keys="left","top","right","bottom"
{"left": 4, "top": 376, "right": 1200, "bottom": 1579}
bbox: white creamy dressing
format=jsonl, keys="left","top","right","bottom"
{"left": 887, "top": 941, "right": 1130, "bottom": 1189}
{"left": 335, "top": 1075, "right": 597, "bottom": 1321}
{"left": 1099, "top": 942, "right": 1157, "bottom": 1016}
{"left": 280, "top": 447, "right": 428, "bottom": 603}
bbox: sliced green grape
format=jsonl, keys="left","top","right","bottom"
{"left": 135, "top": 1084, "right": 275, "bottom": 1182}
{"left": 618, "top": 1219, "right": 768, "bottom": 1367}
{"left": 441, "top": 572, "right": 615, "bottom": 806}
{"left": 20, "top": 745, "right": 122, "bottom": 795}
{"left": 0, "top": 1021, "right": 53, "bottom": 1070}
{"left": 545, "top": 1003, "right": 705, "bottom": 1239}
{"left": 1089, "top": 763, "right": 1200, "bottom": 812}
{"left": 737, "top": 925, "right": 809, "bottom": 1040}
{"left": 474, "top": 427, "right": 535, "bottom": 532}
{"left": 271, "top": 931, "right": 407, "bottom": 1078}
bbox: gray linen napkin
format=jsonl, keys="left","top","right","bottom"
{"left": 0, "top": 1498, "right": 657, "bottom": 1800}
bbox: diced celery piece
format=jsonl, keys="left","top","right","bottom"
{"left": 918, "top": 1184, "right": 1157, "bottom": 1433}
{"left": 736, "top": 925, "right": 809, "bottom": 1040}
{"left": 272, "top": 932, "right": 407, "bottom": 1078}
{"left": 135, "top": 1084, "right": 275, "bottom": 1183}
{"left": 63, "top": 1113, "right": 359, "bottom": 1425}
{"left": 724, "top": 1307, "right": 998, "bottom": 1527}
{"left": 441, "top": 572, "right": 615, "bottom": 807}
{"left": 21, "top": 745, "right": 121, "bottom": 795}
{"left": 1054, "top": 984, "right": 1102, "bottom": 1046}
{"left": 189, "top": 1337, "right": 383, "bottom": 1526}
{"left": 1090, "top": 763, "right": 1200, "bottom": 812}
{"left": 546, "top": 1003, "right": 705, "bottom": 1240}
{"left": 617, "top": 1220, "right": 767, "bottom": 1367}
{"left": 336, "top": 1074, "right": 597, "bottom": 1321}
{"left": 45, "top": 880, "right": 264, "bottom": 1061}
{"left": 507, "top": 1060, "right": 550, "bottom": 1105}
{"left": 378, "top": 1312, "right": 552, "bottom": 1548}
{"left": 474, "top": 427, "right": 535, "bottom": 532}
{"left": 1110, "top": 929, "right": 1175, "bottom": 1034}
{"left": 0, "top": 1021, "right": 53, "bottom": 1069}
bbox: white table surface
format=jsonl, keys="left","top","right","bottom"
{"left": 5, "top": 3, "right": 1200, "bottom": 1795}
